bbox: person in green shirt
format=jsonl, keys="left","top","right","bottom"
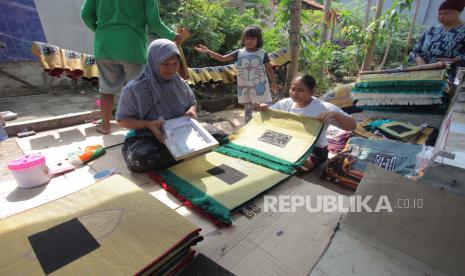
{"left": 81, "top": 0, "right": 181, "bottom": 134}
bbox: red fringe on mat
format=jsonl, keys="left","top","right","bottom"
{"left": 149, "top": 172, "right": 229, "bottom": 227}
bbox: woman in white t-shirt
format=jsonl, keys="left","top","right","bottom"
{"left": 260, "top": 74, "right": 356, "bottom": 171}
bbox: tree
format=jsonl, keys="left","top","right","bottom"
{"left": 284, "top": 0, "right": 302, "bottom": 95}
{"left": 406, "top": 0, "right": 420, "bottom": 50}
{"left": 363, "top": 0, "right": 372, "bottom": 29}
{"left": 321, "top": 0, "right": 332, "bottom": 43}
{"left": 361, "top": 0, "right": 384, "bottom": 71}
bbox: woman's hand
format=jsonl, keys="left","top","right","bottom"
{"left": 257, "top": 103, "right": 270, "bottom": 111}
{"left": 146, "top": 120, "right": 164, "bottom": 142}
{"left": 185, "top": 106, "right": 198, "bottom": 119}
{"left": 194, "top": 44, "right": 209, "bottom": 54}
{"left": 438, "top": 57, "right": 460, "bottom": 64}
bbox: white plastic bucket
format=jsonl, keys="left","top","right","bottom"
{"left": 7, "top": 154, "right": 51, "bottom": 188}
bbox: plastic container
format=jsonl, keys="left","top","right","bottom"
{"left": 7, "top": 154, "right": 51, "bottom": 188}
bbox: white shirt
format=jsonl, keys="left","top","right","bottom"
{"left": 271, "top": 97, "right": 347, "bottom": 147}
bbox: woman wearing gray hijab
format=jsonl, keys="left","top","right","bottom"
{"left": 116, "top": 39, "right": 198, "bottom": 172}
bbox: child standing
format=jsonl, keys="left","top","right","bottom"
{"left": 195, "top": 25, "right": 277, "bottom": 123}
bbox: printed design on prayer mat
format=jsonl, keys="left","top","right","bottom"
{"left": 36, "top": 43, "right": 58, "bottom": 56}
{"left": 85, "top": 55, "right": 96, "bottom": 65}
{"left": 63, "top": 49, "right": 81, "bottom": 59}
{"left": 258, "top": 130, "right": 292, "bottom": 148}
{"left": 28, "top": 218, "right": 100, "bottom": 274}
{"left": 385, "top": 124, "right": 412, "bottom": 134}
{"left": 207, "top": 164, "right": 248, "bottom": 185}
{"left": 373, "top": 154, "right": 397, "bottom": 171}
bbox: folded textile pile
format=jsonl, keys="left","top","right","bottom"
{"left": 320, "top": 83, "right": 355, "bottom": 109}
{"left": 32, "top": 41, "right": 98, "bottom": 82}
{"left": 352, "top": 67, "right": 449, "bottom": 113}
{"left": 326, "top": 125, "right": 352, "bottom": 155}
{"left": 324, "top": 137, "right": 423, "bottom": 189}
{"left": 354, "top": 118, "right": 438, "bottom": 145}
{"left": 151, "top": 109, "right": 323, "bottom": 225}
{"left": 0, "top": 175, "right": 202, "bottom": 275}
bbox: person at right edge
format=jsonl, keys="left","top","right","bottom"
{"left": 409, "top": 0, "right": 465, "bottom": 82}
{"left": 81, "top": 0, "right": 182, "bottom": 134}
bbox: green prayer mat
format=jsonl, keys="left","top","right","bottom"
{"left": 152, "top": 109, "right": 323, "bottom": 225}
{"left": 352, "top": 69, "right": 448, "bottom": 110}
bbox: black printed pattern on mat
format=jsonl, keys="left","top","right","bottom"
{"left": 28, "top": 218, "right": 100, "bottom": 274}
{"left": 37, "top": 43, "right": 58, "bottom": 55}
{"left": 207, "top": 164, "right": 247, "bottom": 185}
{"left": 258, "top": 130, "right": 292, "bottom": 148}
{"left": 64, "top": 49, "right": 81, "bottom": 59}
{"left": 85, "top": 55, "right": 96, "bottom": 65}
{"left": 386, "top": 124, "right": 412, "bottom": 134}
{"left": 373, "top": 154, "right": 397, "bottom": 171}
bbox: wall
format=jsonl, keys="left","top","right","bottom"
{"left": 35, "top": 0, "right": 93, "bottom": 54}
{"left": 0, "top": 0, "right": 94, "bottom": 98}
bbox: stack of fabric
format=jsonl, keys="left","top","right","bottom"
{"left": 324, "top": 137, "right": 423, "bottom": 189}
{"left": 0, "top": 175, "right": 203, "bottom": 275}
{"left": 320, "top": 83, "right": 356, "bottom": 112}
{"left": 354, "top": 118, "right": 439, "bottom": 145}
{"left": 151, "top": 109, "right": 323, "bottom": 225}
{"left": 326, "top": 125, "right": 352, "bottom": 155}
{"left": 352, "top": 67, "right": 449, "bottom": 113}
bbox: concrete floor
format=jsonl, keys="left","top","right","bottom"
{"left": 1, "top": 91, "right": 352, "bottom": 275}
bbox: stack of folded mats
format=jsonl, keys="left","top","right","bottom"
{"left": 151, "top": 109, "right": 323, "bottom": 225}
{"left": 32, "top": 41, "right": 98, "bottom": 82}
{"left": 354, "top": 118, "right": 438, "bottom": 145}
{"left": 326, "top": 125, "right": 352, "bottom": 155}
{"left": 320, "top": 83, "right": 356, "bottom": 111}
{"left": 324, "top": 137, "right": 423, "bottom": 189}
{"left": 352, "top": 68, "right": 449, "bottom": 113}
{"left": 0, "top": 175, "right": 203, "bottom": 275}
{"left": 186, "top": 48, "right": 291, "bottom": 87}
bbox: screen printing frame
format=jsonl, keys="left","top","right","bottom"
{"left": 162, "top": 116, "right": 219, "bottom": 160}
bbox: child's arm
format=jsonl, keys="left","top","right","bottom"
{"left": 264, "top": 63, "right": 278, "bottom": 94}
{"left": 195, "top": 44, "right": 234, "bottom": 63}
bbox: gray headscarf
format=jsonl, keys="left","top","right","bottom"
{"left": 116, "top": 39, "right": 196, "bottom": 124}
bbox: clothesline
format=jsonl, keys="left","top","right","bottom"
{"left": 0, "top": 32, "right": 34, "bottom": 46}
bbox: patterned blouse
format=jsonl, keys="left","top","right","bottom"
{"left": 409, "top": 24, "right": 465, "bottom": 80}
